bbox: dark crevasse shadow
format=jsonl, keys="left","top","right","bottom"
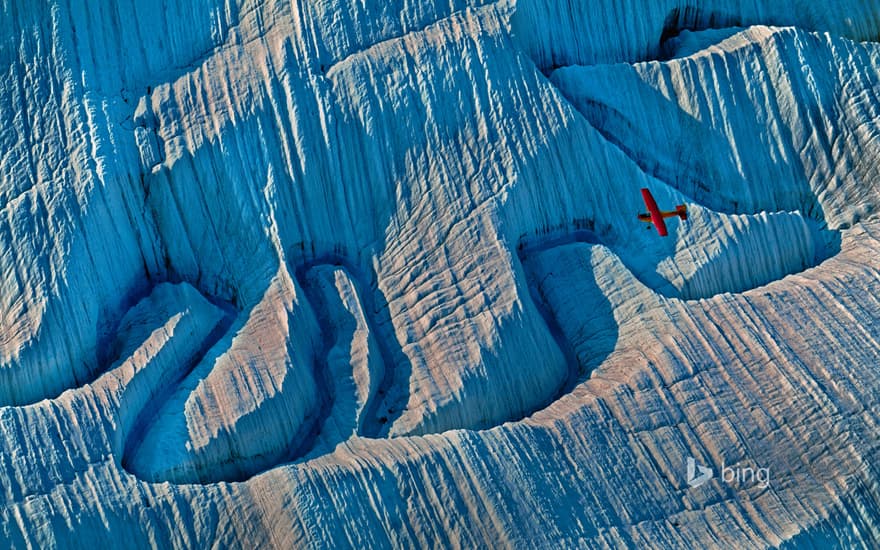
{"left": 658, "top": 26, "right": 746, "bottom": 61}
{"left": 291, "top": 252, "right": 414, "bottom": 450}
{"left": 516, "top": 230, "right": 619, "bottom": 394}
{"left": 656, "top": 7, "right": 744, "bottom": 60}
{"left": 360, "top": 279, "right": 414, "bottom": 438}
{"left": 115, "top": 283, "right": 238, "bottom": 480}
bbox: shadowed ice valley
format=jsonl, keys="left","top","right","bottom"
{"left": 2, "top": 0, "right": 880, "bottom": 547}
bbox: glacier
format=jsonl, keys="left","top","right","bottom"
{"left": 2, "top": 0, "right": 880, "bottom": 547}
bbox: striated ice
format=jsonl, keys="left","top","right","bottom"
{"left": 2, "top": 0, "right": 880, "bottom": 547}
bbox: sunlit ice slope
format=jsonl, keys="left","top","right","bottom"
{"left": 1, "top": 0, "right": 880, "bottom": 547}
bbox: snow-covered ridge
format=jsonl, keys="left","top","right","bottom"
{"left": 3, "top": 0, "right": 880, "bottom": 545}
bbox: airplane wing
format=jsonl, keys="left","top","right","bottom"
{"left": 641, "top": 188, "right": 668, "bottom": 236}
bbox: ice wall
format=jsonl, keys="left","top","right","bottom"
{"left": 512, "top": 0, "right": 880, "bottom": 68}
{"left": 2, "top": 0, "right": 880, "bottom": 547}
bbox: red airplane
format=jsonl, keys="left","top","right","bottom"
{"left": 637, "top": 188, "right": 687, "bottom": 237}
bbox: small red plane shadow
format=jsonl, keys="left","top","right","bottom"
{"left": 637, "top": 188, "right": 688, "bottom": 237}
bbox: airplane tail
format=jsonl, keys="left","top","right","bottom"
{"left": 676, "top": 205, "right": 688, "bottom": 220}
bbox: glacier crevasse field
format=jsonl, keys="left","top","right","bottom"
{"left": 2, "top": 0, "right": 880, "bottom": 547}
